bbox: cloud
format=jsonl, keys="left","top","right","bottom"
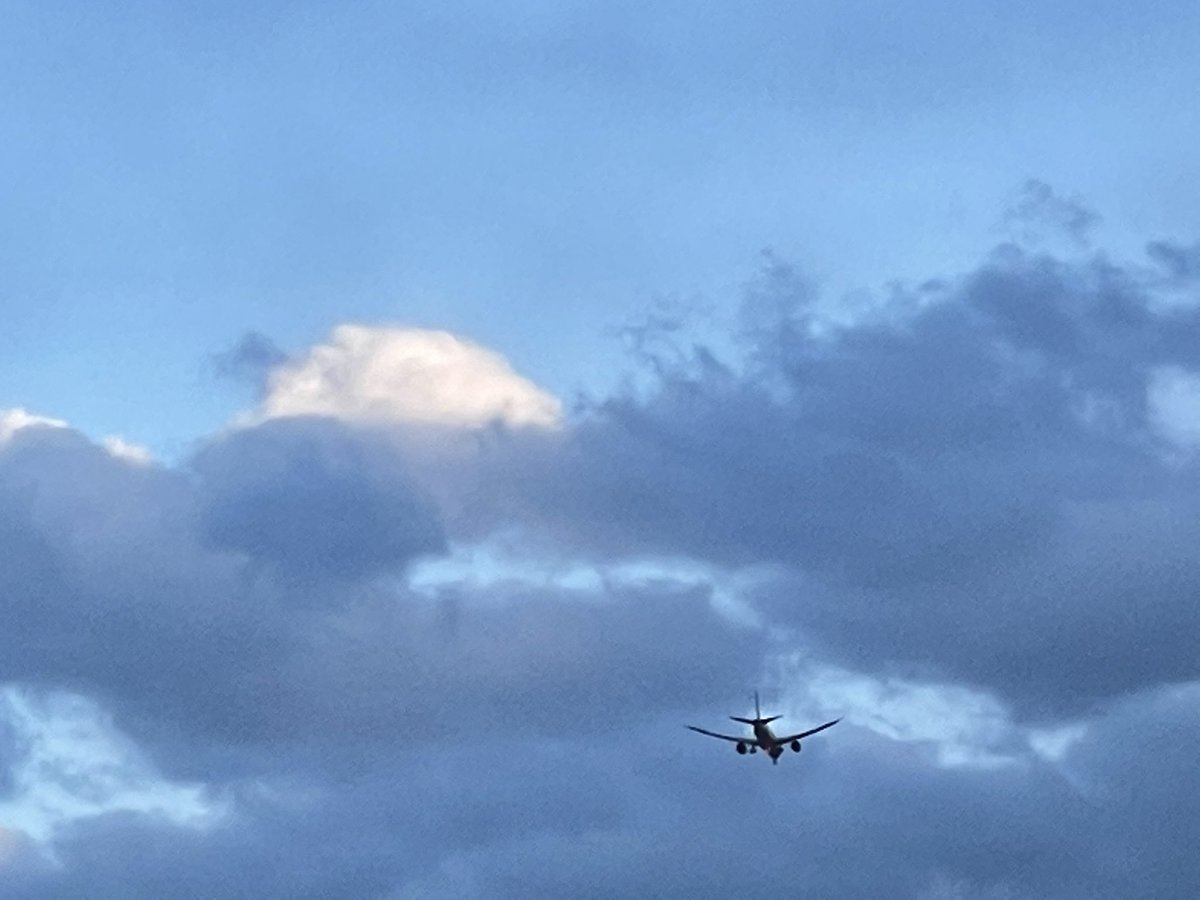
{"left": 0, "top": 826, "right": 30, "bottom": 864}
{"left": 383, "top": 720, "right": 1093, "bottom": 899}
{"left": 1001, "top": 179, "right": 1100, "bottom": 246}
{"left": 193, "top": 417, "right": 446, "bottom": 581}
{"left": 1146, "top": 239, "right": 1200, "bottom": 285}
{"left": 1147, "top": 364, "right": 1200, "bottom": 450}
{"left": 10, "top": 678, "right": 1196, "bottom": 899}
{"left": 0, "top": 687, "right": 220, "bottom": 843}
{"left": 386, "top": 679, "right": 1199, "bottom": 899}
{"left": 0, "top": 417, "right": 756, "bottom": 777}
{"left": 0, "top": 824, "right": 47, "bottom": 882}
{"left": 429, "top": 238, "right": 1200, "bottom": 714}
{"left": 211, "top": 331, "right": 288, "bottom": 386}
{"left": 100, "top": 436, "right": 153, "bottom": 465}
{"left": 0, "top": 409, "right": 67, "bottom": 445}
{"left": 0, "top": 422, "right": 773, "bottom": 890}
{"left": 2, "top": 408, "right": 152, "bottom": 466}
{"left": 1054, "top": 682, "right": 1200, "bottom": 893}
{"left": 768, "top": 659, "right": 1025, "bottom": 770}
{"left": 256, "top": 325, "right": 563, "bottom": 430}
{"left": 5, "top": 206, "right": 1200, "bottom": 896}
{"left": 0, "top": 426, "right": 280, "bottom": 757}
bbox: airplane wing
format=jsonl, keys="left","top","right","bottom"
{"left": 773, "top": 718, "right": 842, "bottom": 743}
{"left": 686, "top": 725, "right": 758, "bottom": 745}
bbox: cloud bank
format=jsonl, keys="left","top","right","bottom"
{"left": 3, "top": 215, "right": 1200, "bottom": 897}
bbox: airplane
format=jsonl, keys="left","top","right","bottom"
{"left": 687, "top": 692, "right": 841, "bottom": 764}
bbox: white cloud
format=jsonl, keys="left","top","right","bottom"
{"left": 769, "top": 658, "right": 1023, "bottom": 769}
{"left": 919, "top": 873, "right": 1019, "bottom": 900}
{"left": 257, "top": 325, "right": 562, "bottom": 430}
{"left": 1027, "top": 722, "right": 1088, "bottom": 763}
{"left": 101, "top": 435, "right": 154, "bottom": 465}
{"left": 0, "top": 408, "right": 67, "bottom": 444}
{"left": 1148, "top": 365, "right": 1200, "bottom": 451}
{"left": 0, "top": 687, "right": 223, "bottom": 845}
{"left": 409, "top": 540, "right": 769, "bottom": 628}
{"left": 0, "top": 410, "right": 152, "bottom": 465}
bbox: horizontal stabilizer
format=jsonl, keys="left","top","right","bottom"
{"left": 730, "top": 715, "right": 781, "bottom": 726}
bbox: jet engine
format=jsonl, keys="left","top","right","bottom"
{"left": 790, "top": 740, "right": 801, "bottom": 753}
{"left": 736, "top": 742, "right": 747, "bottom": 755}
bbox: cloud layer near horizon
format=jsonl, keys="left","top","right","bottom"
{"left": 3, "top": 223, "right": 1200, "bottom": 897}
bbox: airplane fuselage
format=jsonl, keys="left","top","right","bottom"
{"left": 753, "top": 722, "right": 785, "bottom": 764}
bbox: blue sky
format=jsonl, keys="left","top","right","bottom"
{"left": 3, "top": 2, "right": 1200, "bottom": 897}
{"left": 4, "top": 0, "right": 1200, "bottom": 456}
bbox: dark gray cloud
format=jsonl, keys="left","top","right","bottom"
{"left": 118, "top": 577, "right": 761, "bottom": 784}
{"left": 1147, "top": 239, "right": 1200, "bottom": 284}
{"left": 194, "top": 417, "right": 446, "bottom": 581}
{"left": 10, "top": 684, "right": 1198, "bottom": 899}
{"left": 0, "top": 426, "right": 298, "bottom": 764}
{"left": 1063, "top": 683, "right": 1200, "bottom": 895}
{"left": 0, "top": 713, "right": 22, "bottom": 799}
{"left": 211, "top": 331, "right": 288, "bottom": 387}
{"left": 443, "top": 240, "right": 1200, "bottom": 714}
{"left": 0, "top": 420, "right": 755, "bottom": 781}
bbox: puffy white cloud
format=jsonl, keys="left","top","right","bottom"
{"left": 257, "top": 325, "right": 562, "bottom": 430}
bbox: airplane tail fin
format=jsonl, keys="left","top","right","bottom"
{"left": 729, "top": 692, "right": 780, "bottom": 726}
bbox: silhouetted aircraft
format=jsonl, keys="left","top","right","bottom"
{"left": 687, "top": 691, "right": 840, "bottom": 764}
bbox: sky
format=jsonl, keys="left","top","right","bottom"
{"left": 2, "top": 2, "right": 1200, "bottom": 897}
